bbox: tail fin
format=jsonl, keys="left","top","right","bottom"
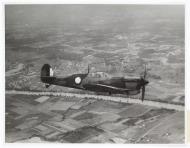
{"left": 41, "top": 64, "right": 55, "bottom": 87}
{"left": 41, "top": 64, "right": 54, "bottom": 77}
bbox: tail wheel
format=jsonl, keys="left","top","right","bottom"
{"left": 45, "top": 84, "right": 50, "bottom": 88}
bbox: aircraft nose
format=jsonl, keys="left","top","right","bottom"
{"left": 144, "top": 80, "right": 149, "bottom": 85}
{"left": 140, "top": 77, "right": 149, "bottom": 86}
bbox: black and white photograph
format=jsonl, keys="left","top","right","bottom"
{"left": 5, "top": 4, "right": 185, "bottom": 143}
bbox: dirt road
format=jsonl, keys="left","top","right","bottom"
{"left": 6, "top": 90, "right": 184, "bottom": 111}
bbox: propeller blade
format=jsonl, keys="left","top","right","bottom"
{"left": 87, "top": 64, "right": 90, "bottom": 74}
{"left": 144, "top": 65, "right": 147, "bottom": 79}
{"left": 141, "top": 86, "right": 145, "bottom": 102}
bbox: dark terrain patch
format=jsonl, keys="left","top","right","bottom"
{"left": 59, "top": 126, "right": 104, "bottom": 143}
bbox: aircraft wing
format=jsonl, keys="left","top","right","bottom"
{"left": 95, "top": 84, "right": 131, "bottom": 91}
{"left": 83, "top": 83, "right": 131, "bottom": 93}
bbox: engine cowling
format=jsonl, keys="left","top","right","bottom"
{"left": 127, "top": 90, "right": 140, "bottom": 95}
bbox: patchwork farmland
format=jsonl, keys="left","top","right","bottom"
{"left": 5, "top": 92, "right": 184, "bottom": 143}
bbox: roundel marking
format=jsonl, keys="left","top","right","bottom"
{"left": 75, "top": 77, "right": 82, "bottom": 84}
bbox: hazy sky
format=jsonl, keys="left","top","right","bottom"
{"left": 5, "top": 5, "right": 184, "bottom": 27}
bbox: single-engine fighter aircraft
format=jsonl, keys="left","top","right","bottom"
{"left": 41, "top": 64, "right": 149, "bottom": 101}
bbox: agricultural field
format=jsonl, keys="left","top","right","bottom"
{"left": 5, "top": 94, "right": 184, "bottom": 143}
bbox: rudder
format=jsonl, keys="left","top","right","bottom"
{"left": 41, "top": 64, "right": 55, "bottom": 85}
{"left": 41, "top": 64, "right": 54, "bottom": 77}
